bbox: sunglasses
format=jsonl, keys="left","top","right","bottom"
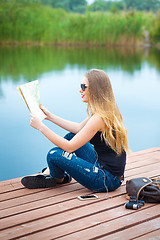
{"left": 80, "top": 84, "right": 88, "bottom": 91}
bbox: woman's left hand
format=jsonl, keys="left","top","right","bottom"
{"left": 30, "top": 113, "right": 44, "bottom": 131}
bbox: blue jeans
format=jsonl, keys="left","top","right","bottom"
{"left": 47, "top": 132, "right": 122, "bottom": 192}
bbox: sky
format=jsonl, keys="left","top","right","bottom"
{"left": 87, "top": 0, "right": 121, "bottom": 5}
{"left": 87, "top": 0, "right": 94, "bottom": 4}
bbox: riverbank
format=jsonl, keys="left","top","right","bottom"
{"left": 0, "top": 39, "right": 156, "bottom": 48}
{"left": 0, "top": 2, "right": 159, "bottom": 47}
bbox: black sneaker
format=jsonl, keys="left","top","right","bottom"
{"left": 21, "top": 175, "right": 56, "bottom": 189}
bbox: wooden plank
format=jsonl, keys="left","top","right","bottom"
{"left": 0, "top": 147, "right": 159, "bottom": 240}
{"left": 0, "top": 158, "right": 159, "bottom": 218}
{"left": 125, "top": 169, "right": 160, "bottom": 181}
{"left": 1, "top": 163, "right": 159, "bottom": 211}
{"left": 0, "top": 186, "right": 96, "bottom": 219}
{"left": 134, "top": 229, "right": 160, "bottom": 240}
{"left": 0, "top": 177, "right": 22, "bottom": 186}
{"left": 53, "top": 206, "right": 160, "bottom": 240}
{"left": 0, "top": 183, "right": 84, "bottom": 210}
{"left": 0, "top": 196, "right": 153, "bottom": 240}
{"left": 127, "top": 151, "right": 160, "bottom": 163}
{"left": 0, "top": 187, "right": 125, "bottom": 231}
{"left": 98, "top": 217, "right": 160, "bottom": 240}
{"left": 0, "top": 182, "right": 24, "bottom": 194}
{"left": 1, "top": 164, "right": 159, "bottom": 219}
{"left": 0, "top": 181, "right": 78, "bottom": 202}
{"left": 125, "top": 162, "right": 160, "bottom": 177}
{"left": 125, "top": 155, "right": 160, "bottom": 170}
{"left": 127, "top": 148, "right": 160, "bottom": 158}
{"left": 1, "top": 166, "right": 158, "bottom": 211}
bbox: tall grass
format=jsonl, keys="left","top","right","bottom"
{"left": 0, "top": 1, "right": 158, "bottom": 46}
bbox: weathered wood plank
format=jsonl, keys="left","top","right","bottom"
{"left": 1, "top": 164, "right": 159, "bottom": 219}
{"left": 98, "top": 217, "right": 160, "bottom": 240}
{"left": 0, "top": 147, "right": 159, "bottom": 240}
{"left": 0, "top": 187, "right": 124, "bottom": 231}
{"left": 0, "top": 183, "right": 83, "bottom": 210}
{"left": 133, "top": 229, "right": 160, "bottom": 240}
{"left": 125, "top": 156, "right": 160, "bottom": 170}
{"left": 0, "top": 197, "right": 154, "bottom": 240}
{"left": 54, "top": 206, "right": 160, "bottom": 240}
{"left": 125, "top": 162, "right": 160, "bottom": 177}
{"left": 0, "top": 187, "right": 123, "bottom": 220}
{"left": 127, "top": 147, "right": 160, "bottom": 158}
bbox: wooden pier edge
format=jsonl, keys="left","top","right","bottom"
{"left": 0, "top": 147, "right": 160, "bottom": 240}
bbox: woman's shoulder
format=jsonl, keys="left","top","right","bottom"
{"left": 90, "top": 114, "right": 102, "bottom": 122}
{"left": 90, "top": 114, "right": 105, "bottom": 131}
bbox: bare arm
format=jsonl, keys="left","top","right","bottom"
{"left": 47, "top": 114, "right": 89, "bottom": 134}
{"left": 30, "top": 114, "right": 105, "bottom": 153}
{"left": 40, "top": 105, "right": 89, "bottom": 133}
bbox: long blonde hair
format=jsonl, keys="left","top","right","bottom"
{"left": 85, "top": 69, "right": 129, "bottom": 155}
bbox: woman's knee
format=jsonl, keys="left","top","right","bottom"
{"left": 47, "top": 147, "right": 63, "bottom": 165}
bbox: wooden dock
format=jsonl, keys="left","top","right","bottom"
{"left": 0, "top": 147, "right": 160, "bottom": 240}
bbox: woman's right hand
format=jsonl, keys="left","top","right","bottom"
{"left": 39, "top": 104, "right": 51, "bottom": 120}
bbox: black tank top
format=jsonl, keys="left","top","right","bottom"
{"left": 90, "top": 131, "right": 126, "bottom": 177}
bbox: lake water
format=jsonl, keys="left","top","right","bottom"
{"left": 0, "top": 46, "right": 160, "bottom": 181}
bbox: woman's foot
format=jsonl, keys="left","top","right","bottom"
{"left": 58, "top": 172, "right": 72, "bottom": 184}
{"left": 42, "top": 167, "right": 72, "bottom": 184}
{"left": 21, "top": 175, "right": 56, "bottom": 189}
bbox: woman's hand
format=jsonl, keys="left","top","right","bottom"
{"left": 30, "top": 113, "right": 44, "bottom": 131}
{"left": 39, "top": 104, "right": 51, "bottom": 120}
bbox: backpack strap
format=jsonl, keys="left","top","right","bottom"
{"left": 137, "top": 178, "right": 152, "bottom": 200}
{"left": 150, "top": 177, "right": 160, "bottom": 190}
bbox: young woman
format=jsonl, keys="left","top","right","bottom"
{"left": 21, "top": 69, "right": 129, "bottom": 192}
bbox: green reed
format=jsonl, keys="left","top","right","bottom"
{"left": 0, "top": 1, "right": 157, "bottom": 46}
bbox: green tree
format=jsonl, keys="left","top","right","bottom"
{"left": 123, "top": 0, "right": 160, "bottom": 11}
{"left": 110, "top": 2, "right": 124, "bottom": 13}
{"left": 40, "top": 0, "right": 69, "bottom": 11}
{"left": 40, "top": 0, "right": 87, "bottom": 13}
{"left": 68, "top": 0, "right": 87, "bottom": 12}
{"left": 88, "top": 0, "right": 124, "bottom": 12}
{"left": 89, "top": 0, "right": 108, "bottom": 12}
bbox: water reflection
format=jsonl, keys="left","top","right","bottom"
{"left": 1, "top": 46, "right": 160, "bottom": 86}
{"left": 0, "top": 46, "right": 160, "bottom": 181}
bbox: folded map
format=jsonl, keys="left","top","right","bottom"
{"left": 17, "top": 80, "right": 46, "bottom": 120}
